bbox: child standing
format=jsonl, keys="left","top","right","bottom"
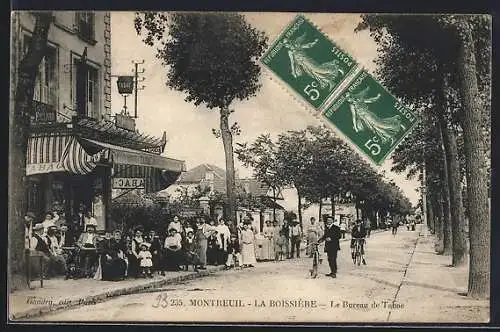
{"left": 138, "top": 242, "right": 153, "bottom": 278}
{"left": 225, "top": 235, "right": 242, "bottom": 269}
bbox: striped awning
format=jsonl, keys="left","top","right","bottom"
{"left": 26, "top": 134, "right": 185, "bottom": 192}
{"left": 26, "top": 134, "right": 71, "bottom": 175}
{"left": 59, "top": 136, "right": 110, "bottom": 175}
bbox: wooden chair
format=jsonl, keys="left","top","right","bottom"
{"left": 26, "top": 250, "right": 45, "bottom": 289}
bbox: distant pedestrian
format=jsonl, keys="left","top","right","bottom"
{"left": 390, "top": 217, "right": 398, "bottom": 235}
{"left": 289, "top": 219, "right": 302, "bottom": 258}
{"left": 317, "top": 216, "right": 342, "bottom": 278}
{"left": 339, "top": 218, "right": 347, "bottom": 239}
{"left": 363, "top": 218, "right": 371, "bottom": 238}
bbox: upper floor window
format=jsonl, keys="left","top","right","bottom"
{"left": 23, "top": 35, "right": 58, "bottom": 107}
{"left": 75, "top": 12, "right": 96, "bottom": 43}
{"left": 75, "top": 59, "right": 99, "bottom": 119}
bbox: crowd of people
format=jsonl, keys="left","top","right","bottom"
{"left": 24, "top": 205, "right": 382, "bottom": 282}
{"left": 24, "top": 209, "right": 275, "bottom": 281}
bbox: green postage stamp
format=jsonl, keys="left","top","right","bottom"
{"left": 261, "top": 15, "right": 419, "bottom": 165}
{"left": 260, "top": 15, "right": 359, "bottom": 110}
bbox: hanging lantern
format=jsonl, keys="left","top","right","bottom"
{"left": 116, "top": 76, "right": 134, "bottom": 95}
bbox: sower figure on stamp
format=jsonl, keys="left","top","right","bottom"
{"left": 316, "top": 216, "right": 341, "bottom": 278}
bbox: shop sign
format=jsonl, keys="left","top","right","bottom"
{"left": 116, "top": 76, "right": 134, "bottom": 95}
{"left": 113, "top": 177, "right": 145, "bottom": 189}
{"left": 115, "top": 113, "right": 136, "bottom": 131}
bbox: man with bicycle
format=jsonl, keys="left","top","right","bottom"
{"left": 350, "top": 219, "right": 367, "bottom": 265}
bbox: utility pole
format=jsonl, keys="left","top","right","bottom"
{"left": 132, "top": 60, "right": 146, "bottom": 119}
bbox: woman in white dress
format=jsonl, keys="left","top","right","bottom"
{"left": 262, "top": 220, "right": 274, "bottom": 260}
{"left": 215, "top": 219, "right": 231, "bottom": 265}
{"left": 239, "top": 221, "right": 257, "bottom": 267}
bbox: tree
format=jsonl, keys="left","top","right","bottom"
{"left": 358, "top": 14, "right": 490, "bottom": 298}
{"left": 454, "top": 17, "right": 490, "bottom": 298}
{"left": 9, "top": 12, "right": 53, "bottom": 291}
{"left": 235, "top": 134, "right": 286, "bottom": 223}
{"left": 135, "top": 12, "right": 268, "bottom": 233}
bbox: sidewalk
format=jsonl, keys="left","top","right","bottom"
{"left": 9, "top": 265, "right": 225, "bottom": 320}
{"left": 388, "top": 225, "right": 489, "bottom": 323}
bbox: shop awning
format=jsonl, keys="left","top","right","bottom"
{"left": 26, "top": 134, "right": 186, "bottom": 185}
{"left": 80, "top": 138, "right": 186, "bottom": 193}
{"left": 80, "top": 138, "right": 186, "bottom": 173}
{"left": 26, "top": 134, "right": 71, "bottom": 175}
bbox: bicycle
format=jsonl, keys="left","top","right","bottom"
{"left": 308, "top": 242, "right": 322, "bottom": 278}
{"left": 352, "top": 238, "right": 364, "bottom": 266}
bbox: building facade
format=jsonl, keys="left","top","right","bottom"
{"left": 11, "top": 12, "right": 186, "bottom": 232}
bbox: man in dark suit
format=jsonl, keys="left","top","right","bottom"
{"left": 317, "top": 216, "right": 342, "bottom": 278}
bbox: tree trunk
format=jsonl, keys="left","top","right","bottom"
{"left": 220, "top": 106, "right": 237, "bottom": 234}
{"left": 330, "top": 195, "right": 335, "bottom": 219}
{"left": 297, "top": 192, "right": 303, "bottom": 230}
{"left": 427, "top": 195, "right": 435, "bottom": 235}
{"left": 439, "top": 115, "right": 467, "bottom": 266}
{"left": 318, "top": 199, "right": 323, "bottom": 222}
{"left": 456, "top": 20, "right": 490, "bottom": 299}
{"left": 9, "top": 13, "right": 52, "bottom": 292}
{"left": 439, "top": 147, "right": 452, "bottom": 256}
{"left": 435, "top": 194, "right": 445, "bottom": 255}
{"left": 441, "top": 185, "right": 453, "bottom": 256}
{"left": 272, "top": 187, "right": 276, "bottom": 222}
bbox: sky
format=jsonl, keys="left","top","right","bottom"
{"left": 110, "top": 12, "right": 421, "bottom": 208}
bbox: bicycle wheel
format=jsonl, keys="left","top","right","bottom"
{"left": 356, "top": 250, "right": 361, "bottom": 266}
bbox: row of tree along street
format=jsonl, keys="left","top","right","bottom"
{"left": 11, "top": 12, "right": 489, "bottom": 303}
{"left": 235, "top": 125, "right": 413, "bottom": 229}
{"left": 355, "top": 15, "right": 491, "bottom": 299}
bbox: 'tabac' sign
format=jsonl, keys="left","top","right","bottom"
{"left": 113, "top": 177, "right": 145, "bottom": 189}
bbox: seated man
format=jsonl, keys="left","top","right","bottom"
{"left": 29, "top": 223, "right": 52, "bottom": 278}
{"left": 46, "top": 226, "right": 67, "bottom": 276}
{"left": 76, "top": 224, "right": 99, "bottom": 278}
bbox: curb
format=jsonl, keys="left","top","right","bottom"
{"left": 10, "top": 265, "right": 226, "bottom": 320}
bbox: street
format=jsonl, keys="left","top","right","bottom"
{"left": 33, "top": 226, "right": 487, "bottom": 323}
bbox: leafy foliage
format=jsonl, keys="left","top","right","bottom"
{"left": 236, "top": 125, "right": 414, "bottom": 220}
{"left": 135, "top": 12, "right": 268, "bottom": 109}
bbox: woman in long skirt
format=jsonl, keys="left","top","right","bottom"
{"left": 194, "top": 218, "right": 216, "bottom": 269}
{"left": 262, "top": 220, "right": 274, "bottom": 260}
{"left": 239, "top": 222, "right": 256, "bottom": 267}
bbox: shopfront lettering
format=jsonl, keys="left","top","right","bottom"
{"left": 113, "top": 177, "right": 145, "bottom": 189}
